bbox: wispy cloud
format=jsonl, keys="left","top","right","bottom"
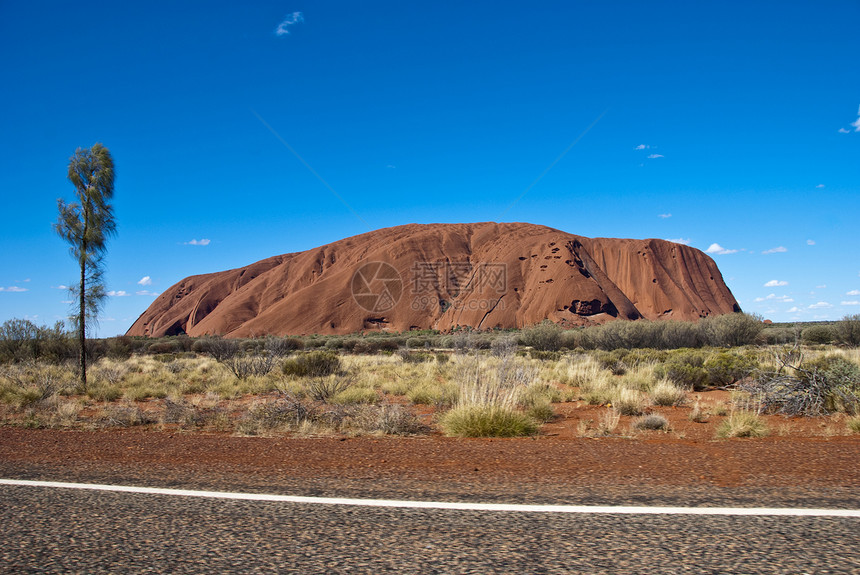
{"left": 136, "top": 290, "right": 159, "bottom": 297}
{"left": 0, "top": 286, "right": 28, "bottom": 292}
{"left": 762, "top": 246, "right": 787, "bottom": 254}
{"left": 787, "top": 306, "right": 801, "bottom": 313}
{"left": 754, "top": 294, "right": 793, "bottom": 302}
{"left": 839, "top": 128, "right": 850, "bottom": 133}
{"left": 634, "top": 144, "right": 650, "bottom": 150}
{"left": 185, "top": 239, "right": 211, "bottom": 246}
{"left": 847, "top": 290, "right": 860, "bottom": 296}
{"left": 666, "top": 238, "right": 691, "bottom": 245}
{"left": 852, "top": 104, "right": 860, "bottom": 132}
{"left": 52, "top": 285, "right": 69, "bottom": 290}
{"left": 137, "top": 276, "right": 152, "bottom": 286}
{"left": 764, "top": 280, "right": 788, "bottom": 287}
{"left": 842, "top": 301, "right": 860, "bottom": 306}
{"left": 705, "top": 243, "right": 738, "bottom": 255}
{"left": 815, "top": 184, "right": 825, "bottom": 189}
{"left": 276, "top": 12, "right": 304, "bottom": 36}
{"left": 107, "top": 290, "right": 130, "bottom": 297}
{"left": 658, "top": 213, "right": 671, "bottom": 219}
{"left": 807, "top": 239, "right": 815, "bottom": 245}
{"left": 808, "top": 301, "right": 833, "bottom": 309}
{"left": 647, "top": 154, "right": 664, "bottom": 159}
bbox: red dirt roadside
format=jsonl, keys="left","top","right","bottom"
{"left": 1, "top": 428, "right": 857, "bottom": 506}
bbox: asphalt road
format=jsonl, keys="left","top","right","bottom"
{"left": 2, "top": 482, "right": 859, "bottom": 574}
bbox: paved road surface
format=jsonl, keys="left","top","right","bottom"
{"left": 2, "top": 481, "right": 858, "bottom": 574}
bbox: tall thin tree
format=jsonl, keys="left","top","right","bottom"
{"left": 55, "top": 143, "right": 116, "bottom": 388}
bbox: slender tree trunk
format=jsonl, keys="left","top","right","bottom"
{"left": 79, "top": 234, "right": 87, "bottom": 389}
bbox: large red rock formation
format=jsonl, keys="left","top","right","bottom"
{"left": 126, "top": 222, "right": 740, "bottom": 337}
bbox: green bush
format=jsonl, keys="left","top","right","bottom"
{"left": 802, "top": 325, "right": 834, "bottom": 345}
{"left": 704, "top": 351, "right": 759, "bottom": 387}
{"left": 654, "top": 350, "right": 709, "bottom": 390}
{"left": 520, "top": 320, "right": 563, "bottom": 351}
{"left": 835, "top": 314, "right": 860, "bottom": 346}
{"left": 282, "top": 351, "right": 341, "bottom": 378}
{"left": 715, "top": 410, "right": 769, "bottom": 438}
{"left": 700, "top": 313, "right": 764, "bottom": 347}
{"left": 439, "top": 405, "right": 539, "bottom": 437}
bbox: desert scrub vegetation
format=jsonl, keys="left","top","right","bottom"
{"left": 715, "top": 409, "right": 769, "bottom": 438}
{"left": 741, "top": 348, "right": 860, "bottom": 416}
{"left": 438, "top": 353, "right": 544, "bottom": 437}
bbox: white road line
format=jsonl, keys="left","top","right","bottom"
{"left": 1, "top": 478, "right": 858, "bottom": 518}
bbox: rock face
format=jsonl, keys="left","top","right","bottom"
{"left": 126, "top": 222, "right": 741, "bottom": 337}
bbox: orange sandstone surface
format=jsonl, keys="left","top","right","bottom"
{"left": 127, "top": 222, "right": 740, "bottom": 337}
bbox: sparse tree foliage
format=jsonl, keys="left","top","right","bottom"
{"left": 54, "top": 144, "right": 116, "bottom": 388}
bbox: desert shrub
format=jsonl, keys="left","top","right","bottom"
{"left": 699, "top": 313, "right": 764, "bottom": 347}
{"left": 304, "top": 375, "right": 352, "bottom": 402}
{"left": 365, "top": 338, "right": 399, "bottom": 353}
{"left": 610, "top": 388, "right": 645, "bottom": 415}
{"left": 439, "top": 405, "right": 539, "bottom": 437}
{"left": 398, "top": 350, "right": 433, "bottom": 364}
{"left": 324, "top": 338, "right": 344, "bottom": 350}
{"left": 0, "top": 319, "right": 74, "bottom": 364}
{"left": 596, "top": 349, "right": 629, "bottom": 375}
{"left": 802, "top": 325, "right": 834, "bottom": 345}
{"left": 331, "top": 386, "right": 379, "bottom": 405}
{"left": 435, "top": 352, "right": 450, "bottom": 364}
{"left": 715, "top": 410, "right": 769, "bottom": 438}
{"left": 282, "top": 351, "right": 341, "bottom": 378}
{"left": 632, "top": 413, "right": 669, "bottom": 431}
{"left": 559, "top": 330, "right": 580, "bottom": 350}
{"left": 743, "top": 352, "right": 860, "bottom": 416}
{"left": 762, "top": 326, "right": 799, "bottom": 345}
{"left": 648, "top": 379, "right": 686, "bottom": 406}
{"left": 660, "top": 321, "right": 702, "bottom": 349}
{"left": 491, "top": 335, "right": 518, "bottom": 357}
{"left": 835, "top": 314, "right": 860, "bottom": 346}
{"left": 704, "top": 351, "right": 759, "bottom": 387}
{"left": 349, "top": 403, "right": 426, "bottom": 435}
{"left": 238, "top": 395, "right": 319, "bottom": 434}
{"left": 653, "top": 350, "right": 709, "bottom": 390}
{"left": 847, "top": 416, "right": 860, "bottom": 434}
{"left": 520, "top": 320, "right": 563, "bottom": 351}
{"left": 529, "top": 350, "right": 561, "bottom": 361}
{"left": 406, "top": 382, "right": 459, "bottom": 407}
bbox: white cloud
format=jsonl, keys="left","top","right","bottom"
{"left": 842, "top": 301, "right": 860, "bottom": 306}
{"left": 52, "top": 285, "right": 69, "bottom": 290}
{"left": 787, "top": 306, "right": 801, "bottom": 313}
{"left": 185, "top": 239, "right": 211, "bottom": 246}
{"left": 816, "top": 285, "right": 826, "bottom": 289}
{"left": 852, "top": 104, "right": 860, "bottom": 132}
{"left": 754, "top": 294, "right": 793, "bottom": 302}
{"left": 0, "top": 286, "right": 28, "bottom": 292}
{"left": 666, "top": 238, "right": 691, "bottom": 245}
{"left": 18, "top": 278, "right": 30, "bottom": 283}
{"left": 647, "top": 154, "right": 664, "bottom": 159}
{"left": 762, "top": 246, "right": 787, "bottom": 254}
{"left": 807, "top": 239, "right": 815, "bottom": 245}
{"left": 276, "top": 11, "right": 304, "bottom": 36}
{"left": 815, "top": 184, "right": 825, "bottom": 189}
{"left": 847, "top": 290, "right": 860, "bottom": 296}
{"left": 658, "top": 213, "right": 672, "bottom": 219}
{"left": 107, "top": 290, "right": 130, "bottom": 297}
{"left": 808, "top": 301, "right": 833, "bottom": 309}
{"left": 137, "top": 276, "right": 152, "bottom": 286}
{"left": 136, "top": 290, "right": 160, "bottom": 297}
{"left": 839, "top": 128, "right": 850, "bottom": 133}
{"left": 705, "top": 243, "right": 738, "bottom": 255}
{"left": 764, "top": 280, "right": 788, "bottom": 287}
{"left": 634, "top": 144, "right": 650, "bottom": 150}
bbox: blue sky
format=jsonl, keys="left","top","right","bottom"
{"left": 1, "top": 1, "right": 858, "bottom": 336}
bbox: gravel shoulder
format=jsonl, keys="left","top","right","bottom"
{"left": 1, "top": 428, "right": 857, "bottom": 508}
